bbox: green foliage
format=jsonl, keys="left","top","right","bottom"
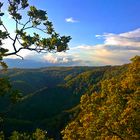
{"left": 10, "top": 90, "right": 23, "bottom": 104}
{"left": 64, "top": 67, "right": 108, "bottom": 95}
{"left": 0, "top": 132, "right": 4, "bottom": 140}
{"left": 0, "top": 77, "right": 22, "bottom": 104}
{"left": 0, "top": 0, "right": 71, "bottom": 62}
{"left": 62, "top": 56, "right": 140, "bottom": 140}
{"left": 0, "top": 0, "right": 71, "bottom": 132}
{"left": 0, "top": 57, "right": 140, "bottom": 139}
{"left": 9, "top": 131, "right": 31, "bottom": 140}
{"left": 0, "top": 67, "right": 107, "bottom": 139}
{"left": 0, "top": 78, "right": 11, "bottom": 96}
{"left": 0, "top": 62, "right": 8, "bottom": 70}
{"left": 9, "top": 129, "right": 48, "bottom": 140}
{"left": 32, "top": 129, "right": 47, "bottom": 140}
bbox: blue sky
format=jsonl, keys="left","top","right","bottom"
{"left": 29, "top": 0, "right": 140, "bottom": 46}
{"left": 1, "top": 0, "right": 140, "bottom": 67}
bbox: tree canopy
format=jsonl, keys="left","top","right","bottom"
{"left": 0, "top": 0, "right": 71, "bottom": 103}
{"left": 0, "top": 0, "right": 71, "bottom": 68}
{"left": 62, "top": 56, "right": 140, "bottom": 140}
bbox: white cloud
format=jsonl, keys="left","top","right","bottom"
{"left": 43, "top": 52, "right": 73, "bottom": 64}
{"left": 68, "top": 44, "right": 140, "bottom": 66}
{"left": 71, "top": 28, "right": 140, "bottom": 65}
{"left": 43, "top": 54, "right": 58, "bottom": 63}
{"left": 3, "top": 27, "right": 140, "bottom": 66}
{"left": 104, "top": 34, "right": 140, "bottom": 48}
{"left": 12, "top": 28, "right": 140, "bottom": 66}
{"left": 96, "top": 28, "right": 140, "bottom": 48}
{"left": 120, "top": 28, "right": 140, "bottom": 38}
{"left": 65, "top": 17, "right": 78, "bottom": 23}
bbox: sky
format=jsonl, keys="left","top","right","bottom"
{"left": 1, "top": 0, "right": 140, "bottom": 67}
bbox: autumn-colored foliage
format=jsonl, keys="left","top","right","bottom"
{"left": 62, "top": 56, "right": 140, "bottom": 140}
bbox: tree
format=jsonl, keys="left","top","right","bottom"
{"left": 0, "top": 0, "right": 71, "bottom": 67}
{"left": 62, "top": 56, "right": 140, "bottom": 140}
{"left": 0, "top": 0, "right": 71, "bottom": 100}
{"left": 0, "top": 0, "right": 71, "bottom": 129}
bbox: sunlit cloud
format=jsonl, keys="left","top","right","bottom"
{"left": 71, "top": 28, "right": 140, "bottom": 65}
{"left": 43, "top": 53, "right": 72, "bottom": 64}
{"left": 42, "top": 28, "right": 140, "bottom": 66}
{"left": 65, "top": 17, "right": 78, "bottom": 23}
{"left": 3, "top": 28, "right": 140, "bottom": 66}
{"left": 96, "top": 28, "right": 140, "bottom": 48}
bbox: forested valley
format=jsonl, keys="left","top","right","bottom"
{"left": 0, "top": 56, "right": 140, "bottom": 140}
{"left": 0, "top": 0, "right": 140, "bottom": 139}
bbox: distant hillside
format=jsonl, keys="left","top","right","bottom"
{"left": 62, "top": 56, "right": 140, "bottom": 140}
{"left": 0, "top": 65, "right": 128, "bottom": 139}
{"left": 4, "top": 59, "right": 86, "bottom": 68}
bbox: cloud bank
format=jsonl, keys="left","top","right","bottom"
{"left": 4, "top": 28, "right": 140, "bottom": 66}
{"left": 40, "top": 28, "right": 140, "bottom": 66}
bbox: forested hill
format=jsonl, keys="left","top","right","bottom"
{"left": 0, "top": 60, "right": 137, "bottom": 140}
{"left": 1, "top": 66, "right": 113, "bottom": 95}
{"left": 62, "top": 56, "right": 140, "bottom": 140}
